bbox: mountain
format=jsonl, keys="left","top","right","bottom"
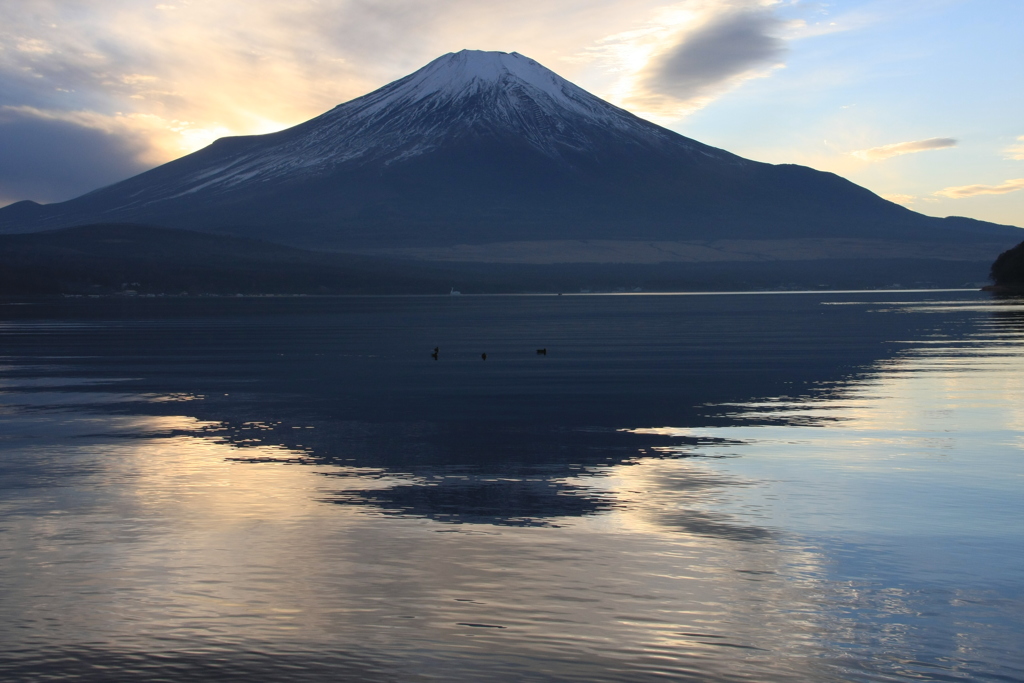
{"left": 0, "top": 49, "right": 1019, "bottom": 265}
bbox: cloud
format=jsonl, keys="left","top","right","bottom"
{"left": 0, "top": 106, "right": 151, "bottom": 205}
{"left": 882, "top": 193, "right": 916, "bottom": 205}
{"left": 0, "top": 0, "right": 485, "bottom": 201}
{"left": 852, "top": 137, "right": 957, "bottom": 161}
{"left": 644, "top": 8, "right": 786, "bottom": 103}
{"left": 1005, "top": 136, "right": 1024, "bottom": 161}
{"left": 582, "top": 2, "right": 794, "bottom": 121}
{"left": 0, "top": 1, "right": 666, "bottom": 154}
{"left": 934, "top": 178, "right": 1024, "bottom": 199}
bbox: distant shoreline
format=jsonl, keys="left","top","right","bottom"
{"left": 0, "top": 287, "right": 987, "bottom": 302}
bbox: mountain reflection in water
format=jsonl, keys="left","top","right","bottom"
{"left": 0, "top": 292, "right": 1022, "bottom": 682}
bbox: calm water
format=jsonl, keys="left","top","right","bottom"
{"left": 0, "top": 291, "right": 1021, "bottom": 682}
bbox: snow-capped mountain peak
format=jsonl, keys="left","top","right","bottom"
{"left": 94, "top": 50, "right": 704, "bottom": 206}
{"left": 382, "top": 50, "right": 572, "bottom": 103}
{"left": 311, "top": 49, "right": 670, "bottom": 154}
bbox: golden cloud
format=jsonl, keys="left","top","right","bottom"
{"left": 934, "top": 178, "right": 1024, "bottom": 199}
{"left": 1005, "top": 136, "right": 1024, "bottom": 161}
{"left": 852, "top": 137, "right": 956, "bottom": 161}
{"left": 882, "top": 193, "right": 916, "bottom": 205}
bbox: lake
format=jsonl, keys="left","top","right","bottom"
{"left": 0, "top": 291, "right": 1021, "bottom": 682}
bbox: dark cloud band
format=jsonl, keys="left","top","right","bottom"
{"left": 645, "top": 9, "right": 786, "bottom": 102}
{"left": 0, "top": 108, "right": 150, "bottom": 205}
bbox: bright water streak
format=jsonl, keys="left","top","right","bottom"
{"left": 0, "top": 292, "right": 1021, "bottom": 682}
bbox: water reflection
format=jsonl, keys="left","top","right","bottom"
{"left": 211, "top": 419, "right": 747, "bottom": 528}
{"left": 1, "top": 293, "right": 1022, "bottom": 681}
{"left": 0, "top": 419, "right": 828, "bottom": 681}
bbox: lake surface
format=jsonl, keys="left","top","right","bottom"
{"left": 0, "top": 291, "right": 1021, "bottom": 682}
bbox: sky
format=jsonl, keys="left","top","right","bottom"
{"left": 0, "top": 0, "right": 1021, "bottom": 227}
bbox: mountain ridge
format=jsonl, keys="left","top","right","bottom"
{"left": 0, "top": 223, "right": 1002, "bottom": 295}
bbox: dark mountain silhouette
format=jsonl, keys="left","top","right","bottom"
{"left": 989, "top": 240, "right": 1024, "bottom": 290}
{"left": 0, "top": 50, "right": 1019, "bottom": 258}
{"left": 0, "top": 223, "right": 467, "bottom": 295}
{"left": 0, "top": 222, "right": 1004, "bottom": 296}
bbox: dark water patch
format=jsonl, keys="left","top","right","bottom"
{"left": 325, "top": 478, "right": 620, "bottom": 527}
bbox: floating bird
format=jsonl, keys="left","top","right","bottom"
{"left": 481, "top": 353, "right": 487, "bottom": 361}
{"left": 431, "top": 347, "right": 439, "bottom": 360}
{"left": 536, "top": 348, "right": 547, "bottom": 355}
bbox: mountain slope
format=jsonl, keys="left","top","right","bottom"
{"left": 0, "top": 50, "right": 1019, "bottom": 252}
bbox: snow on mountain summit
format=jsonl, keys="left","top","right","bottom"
{"left": 376, "top": 51, "right": 575, "bottom": 105}
{"left": 299, "top": 48, "right": 684, "bottom": 163}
